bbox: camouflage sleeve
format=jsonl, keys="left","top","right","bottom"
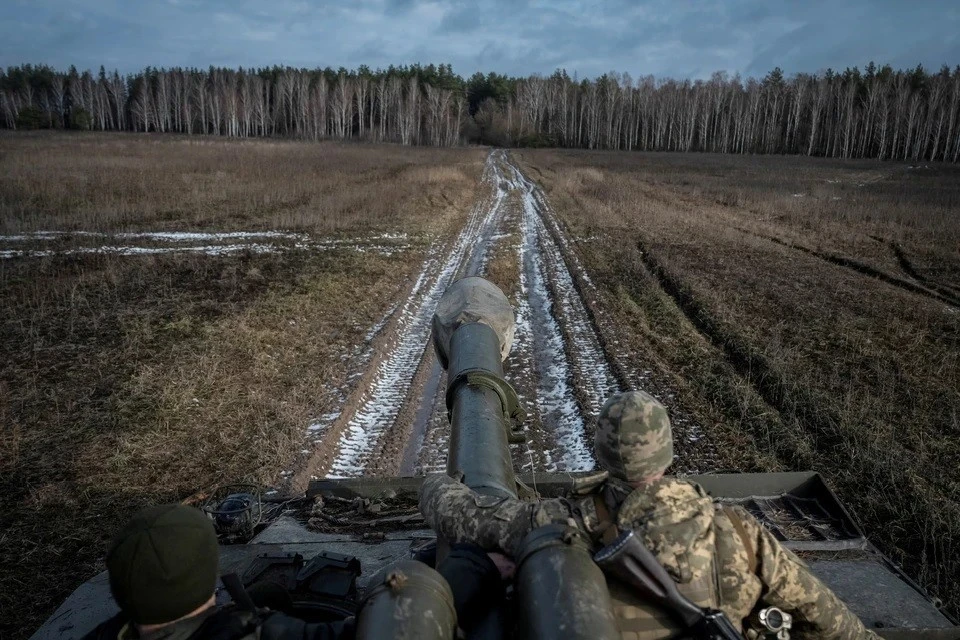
{"left": 738, "top": 508, "right": 880, "bottom": 640}
{"left": 418, "top": 474, "right": 581, "bottom": 556}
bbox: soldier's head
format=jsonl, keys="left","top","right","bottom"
{"left": 107, "top": 504, "right": 219, "bottom": 630}
{"left": 594, "top": 390, "right": 673, "bottom": 486}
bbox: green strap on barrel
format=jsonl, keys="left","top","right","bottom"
{"left": 447, "top": 368, "right": 527, "bottom": 443}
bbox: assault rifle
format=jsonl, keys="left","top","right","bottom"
{"left": 595, "top": 529, "right": 744, "bottom": 640}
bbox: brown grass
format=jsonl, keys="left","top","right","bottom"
{"left": 0, "top": 131, "right": 481, "bottom": 234}
{"left": 517, "top": 149, "right": 960, "bottom": 616}
{"left": 0, "top": 132, "right": 485, "bottom": 639}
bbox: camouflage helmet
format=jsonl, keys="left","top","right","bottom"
{"left": 594, "top": 390, "right": 673, "bottom": 482}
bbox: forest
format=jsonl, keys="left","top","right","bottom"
{"left": 2, "top": 62, "right": 959, "bottom": 161}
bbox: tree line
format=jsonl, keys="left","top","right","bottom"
{"left": 2, "top": 62, "right": 959, "bottom": 161}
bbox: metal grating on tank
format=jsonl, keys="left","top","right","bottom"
{"left": 719, "top": 494, "right": 864, "bottom": 549}
{"left": 308, "top": 492, "right": 424, "bottom": 538}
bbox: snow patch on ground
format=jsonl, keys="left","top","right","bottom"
{"left": 506, "top": 162, "right": 597, "bottom": 471}
{"left": 365, "top": 303, "right": 400, "bottom": 342}
{"left": 511, "top": 247, "right": 550, "bottom": 471}
{"left": 0, "top": 229, "right": 412, "bottom": 259}
{"left": 0, "top": 230, "right": 308, "bottom": 242}
{"left": 304, "top": 299, "right": 405, "bottom": 444}
{"left": 0, "top": 243, "right": 283, "bottom": 258}
{"left": 511, "top": 162, "right": 620, "bottom": 414}
{"left": 511, "top": 159, "right": 711, "bottom": 465}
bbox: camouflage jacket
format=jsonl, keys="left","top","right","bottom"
{"left": 419, "top": 473, "right": 879, "bottom": 640}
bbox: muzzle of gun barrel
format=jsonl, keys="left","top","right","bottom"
{"left": 759, "top": 607, "right": 792, "bottom": 640}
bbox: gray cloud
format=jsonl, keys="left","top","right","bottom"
{"left": 1, "top": 0, "right": 957, "bottom": 79}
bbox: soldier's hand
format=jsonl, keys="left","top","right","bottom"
{"left": 487, "top": 552, "right": 516, "bottom": 580}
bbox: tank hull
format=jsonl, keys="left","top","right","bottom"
{"left": 33, "top": 471, "right": 957, "bottom": 640}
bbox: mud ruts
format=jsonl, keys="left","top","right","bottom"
{"left": 321, "top": 150, "right": 625, "bottom": 478}
{"left": 326, "top": 152, "right": 509, "bottom": 477}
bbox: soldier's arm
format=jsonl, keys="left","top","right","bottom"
{"left": 418, "top": 473, "right": 578, "bottom": 556}
{"left": 738, "top": 508, "right": 880, "bottom": 640}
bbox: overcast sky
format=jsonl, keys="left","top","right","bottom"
{"left": 3, "top": 0, "right": 959, "bottom": 80}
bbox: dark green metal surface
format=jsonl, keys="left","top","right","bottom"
{"left": 355, "top": 560, "right": 457, "bottom": 640}
{"left": 514, "top": 524, "right": 620, "bottom": 640}
{"left": 447, "top": 384, "right": 517, "bottom": 498}
{"left": 443, "top": 322, "right": 518, "bottom": 499}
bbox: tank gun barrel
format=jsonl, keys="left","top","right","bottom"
{"left": 431, "top": 278, "right": 620, "bottom": 640}
{"left": 431, "top": 277, "right": 522, "bottom": 498}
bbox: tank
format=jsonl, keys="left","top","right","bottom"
{"left": 32, "top": 278, "right": 959, "bottom": 640}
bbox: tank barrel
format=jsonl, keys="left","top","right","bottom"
{"left": 431, "top": 277, "right": 521, "bottom": 498}
{"left": 445, "top": 323, "right": 517, "bottom": 498}
{"left": 431, "top": 277, "right": 618, "bottom": 640}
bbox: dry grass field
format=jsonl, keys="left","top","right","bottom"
{"left": 517, "top": 149, "right": 960, "bottom": 615}
{"left": 0, "top": 132, "right": 485, "bottom": 638}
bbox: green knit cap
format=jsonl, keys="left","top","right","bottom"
{"left": 107, "top": 504, "right": 219, "bottom": 625}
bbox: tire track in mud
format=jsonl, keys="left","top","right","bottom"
{"left": 735, "top": 226, "right": 960, "bottom": 309}
{"left": 389, "top": 152, "right": 515, "bottom": 475}
{"left": 504, "top": 158, "right": 713, "bottom": 471}
{"left": 409, "top": 152, "right": 528, "bottom": 474}
{"left": 510, "top": 163, "right": 622, "bottom": 415}
{"left": 415, "top": 153, "right": 621, "bottom": 473}
{"left": 888, "top": 242, "right": 960, "bottom": 304}
{"left": 507, "top": 159, "right": 619, "bottom": 470}
{"left": 308, "top": 150, "right": 624, "bottom": 481}
{"left": 321, "top": 152, "right": 510, "bottom": 478}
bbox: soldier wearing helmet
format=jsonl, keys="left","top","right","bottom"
{"left": 419, "top": 390, "right": 879, "bottom": 640}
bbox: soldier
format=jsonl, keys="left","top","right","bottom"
{"left": 82, "top": 503, "right": 353, "bottom": 640}
{"left": 420, "top": 390, "right": 880, "bottom": 640}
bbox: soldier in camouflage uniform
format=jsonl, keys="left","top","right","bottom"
{"left": 420, "top": 390, "right": 879, "bottom": 640}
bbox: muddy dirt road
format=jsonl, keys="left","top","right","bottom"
{"left": 307, "top": 150, "right": 624, "bottom": 481}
